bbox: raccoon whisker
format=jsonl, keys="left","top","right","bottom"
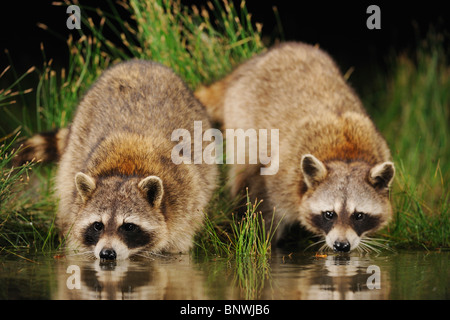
{"left": 151, "top": 252, "right": 169, "bottom": 258}
{"left": 361, "top": 237, "right": 391, "bottom": 244}
{"left": 361, "top": 238, "right": 396, "bottom": 253}
{"left": 304, "top": 238, "right": 326, "bottom": 252}
{"left": 355, "top": 245, "right": 365, "bottom": 255}
{"left": 65, "top": 250, "right": 96, "bottom": 259}
{"left": 357, "top": 242, "right": 372, "bottom": 254}
{"left": 358, "top": 240, "right": 382, "bottom": 254}
{"left": 64, "top": 250, "right": 94, "bottom": 256}
{"left": 364, "top": 237, "right": 385, "bottom": 242}
{"left": 363, "top": 243, "right": 375, "bottom": 254}
{"left": 133, "top": 252, "right": 156, "bottom": 261}
{"left": 318, "top": 242, "right": 331, "bottom": 253}
{"left": 145, "top": 251, "right": 168, "bottom": 258}
{"left": 134, "top": 251, "right": 168, "bottom": 260}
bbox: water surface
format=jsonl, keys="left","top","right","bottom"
{"left": 0, "top": 250, "right": 448, "bottom": 300}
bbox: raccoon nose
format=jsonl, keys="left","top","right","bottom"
{"left": 333, "top": 241, "right": 350, "bottom": 252}
{"left": 99, "top": 248, "right": 117, "bottom": 260}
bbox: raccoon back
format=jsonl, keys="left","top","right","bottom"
{"left": 56, "top": 60, "right": 218, "bottom": 235}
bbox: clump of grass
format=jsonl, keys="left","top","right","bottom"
{"left": 369, "top": 35, "right": 450, "bottom": 249}
{"left": 0, "top": 65, "right": 61, "bottom": 253}
{"left": 0, "top": 132, "right": 34, "bottom": 211}
{"left": 228, "top": 192, "right": 277, "bottom": 299}
{"left": 0, "top": 65, "right": 35, "bottom": 216}
{"left": 229, "top": 189, "right": 278, "bottom": 260}
{"left": 0, "top": 64, "right": 35, "bottom": 136}
{"left": 195, "top": 188, "right": 276, "bottom": 299}
{"left": 0, "top": 131, "right": 59, "bottom": 252}
{"left": 31, "top": 31, "right": 113, "bottom": 134}
{"left": 0, "top": 66, "right": 34, "bottom": 109}
{"left": 76, "top": 0, "right": 264, "bottom": 88}
{"left": 196, "top": 188, "right": 279, "bottom": 261}
{"left": 0, "top": 131, "right": 58, "bottom": 251}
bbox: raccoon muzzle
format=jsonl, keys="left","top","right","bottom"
{"left": 99, "top": 248, "right": 117, "bottom": 260}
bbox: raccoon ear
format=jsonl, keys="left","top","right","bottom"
{"left": 75, "top": 172, "right": 96, "bottom": 203}
{"left": 138, "top": 175, "right": 164, "bottom": 208}
{"left": 369, "top": 161, "right": 395, "bottom": 190}
{"left": 301, "top": 154, "right": 327, "bottom": 189}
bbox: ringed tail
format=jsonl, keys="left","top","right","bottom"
{"left": 13, "top": 127, "right": 69, "bottom": 166}
{"left": 194, "top": 74, "right": 232, "bottom": 125}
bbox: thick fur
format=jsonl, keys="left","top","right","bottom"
{"left": 12, "top": 128, "right": 69, "bottom": 166}
{"left": 195, "top": 42, "right": 395, "bottom": 251}
{"left": 20, "top": 60, "right": 218, "bottom": 259}
{"left": 194, "top": 74, "right": 233, "bottom": 125}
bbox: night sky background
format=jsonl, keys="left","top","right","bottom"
{"left": 0, "top": 1, "right": 449, "bottom": 96}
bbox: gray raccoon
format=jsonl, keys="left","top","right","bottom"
{"left": 18, "top": 60, "right": 218, "bottom": 259}
{"left": 195, "top": 42, "right": 395, "bottom": 252}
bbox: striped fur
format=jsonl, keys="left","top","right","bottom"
{"left": 13, "top": 128, "right": 69, "bottom": 166}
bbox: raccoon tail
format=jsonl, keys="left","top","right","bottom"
{"left": 194, "top": 74, "right": 232, "bottom": 125}
{"left": 12, "top": 127, "right": 69, "bottom": 166}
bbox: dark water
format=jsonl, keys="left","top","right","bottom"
{"left": 0, "top": 250, "right": 448, "bottom": 300}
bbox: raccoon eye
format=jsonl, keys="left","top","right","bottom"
{"left": 122, "top": 223, "right": 139, "bottom": 232}
{"left": 322, "top": 211, "right": 336, "bottom": 221}
{"left": 353, "top": 212, "right": 365, "bottom": 221}
{"left": 93, "top": 221, "right": 104, "bottom": 232}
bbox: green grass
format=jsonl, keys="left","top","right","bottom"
{"left": 0, "top": 66, "right": 54, "bottom": 253}
{"left": 366, "top": 35, "right": 450, "bottom": 250}
{"left": 0, "top": 134, "right": 58, "bottom": 252}
{"left": 195, "top": 187, "right": 279, "bottom": 260}
{"left": 229, "top": 189, "right": 279, "bottom": 260}
{"left": 0, "top": 133, "right": 59, "bottom": 253}
{"left": 76, "top": 0, "right": 263, "bottom": 88}
{"left": 0, "top": 0, "right": 448, "bottom": 259}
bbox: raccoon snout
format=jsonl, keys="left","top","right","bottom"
{"left": 333, "top": 241, "right": 350, "bottom": 253}
{"left": 99, "top": 248, "right": 117, "bottom": 260}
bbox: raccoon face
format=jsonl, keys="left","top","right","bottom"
{"left": 299, "top": 154, "right": 395, "bottom": 252}
{"left": 71, "top": 173, "right": 168, "bottom": 260}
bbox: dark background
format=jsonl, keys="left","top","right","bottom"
{"left": 0, "top": 1, "right": 449, "bottom": 88}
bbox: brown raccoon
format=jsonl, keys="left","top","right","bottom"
{"left": 18, "top": 60, "right": 218, "bottom": 259}
{"left": 195, "top": 42, "right": 395, "bottom": 252}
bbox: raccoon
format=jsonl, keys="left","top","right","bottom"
{"left": 17, "top": 60, "right": 218, "bottom": 259}
{"left": 195, "top": 42, "right": 395, "bottom": 252}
